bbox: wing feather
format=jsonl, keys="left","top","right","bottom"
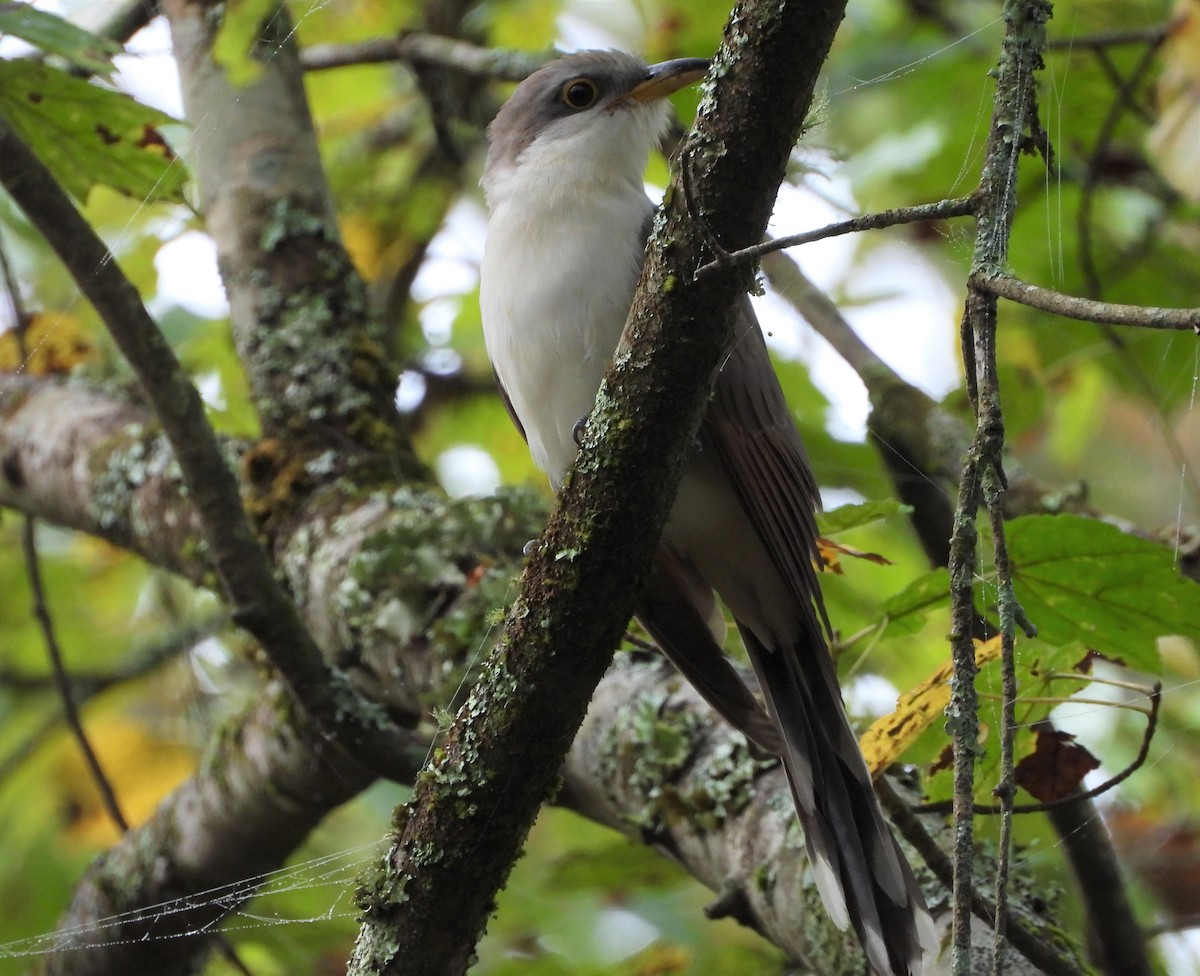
{"left": 703, "top": 300, "right": 830, "bottom": 644}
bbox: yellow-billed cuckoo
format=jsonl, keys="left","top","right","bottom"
{"left": 480, "top": 51, "right": 935, "bottom": 976}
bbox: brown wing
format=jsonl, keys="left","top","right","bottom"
{"left": 702, "top": 299, "right": 830, "bottom": 646}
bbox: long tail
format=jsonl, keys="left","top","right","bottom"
{"left": 743, "top": 628, "right": 935, "bottom": 976}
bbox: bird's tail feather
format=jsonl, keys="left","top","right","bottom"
{"left": 742, "top": 628, "right": 936, "bottom": 976}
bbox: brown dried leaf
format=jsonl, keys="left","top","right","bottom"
{"left": 1014, "top": 724, "right": 1101, "bottom": 802}
{"left": 818, "top": 536, "right": 892, "bottom": 576}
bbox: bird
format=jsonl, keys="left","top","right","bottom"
{"left": 479, "top": 50, "right": 935, "bottom": 976}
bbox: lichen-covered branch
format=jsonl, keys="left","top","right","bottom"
{"left": 163, "top": 0, "right": 415, "bottom": 465}
{"left": 39, "top": 688, "right": 417, "bottom": 976}
{"left": 950, "top": 1, "right": 1052, "bottom": 973}
{"left": 0, "top": 378, "right": 210, "bottom": 581}
{"left": 0, "top": 105, "right": 417, "bottom": 785}
{"left": 564, "top": 654, "right": 1075, "bottom": 976}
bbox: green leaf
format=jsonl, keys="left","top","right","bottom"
{"left": 818, "top": 498, "right": 912, "bottom": 535}
{"left": 0, "top": 60, "right": 188, "bottom": 203}
{"left": 1006, "top": 515, "right": 1198, "bottom": 673}
{"left": 0, "top": 2, "right": 119, "bottom": 76}
{"left": 882, "top": 567, "right": 950, "bottom": 635}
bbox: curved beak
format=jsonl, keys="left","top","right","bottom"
{"left": 626, "top": 57, "right": 710, "bottom": 103}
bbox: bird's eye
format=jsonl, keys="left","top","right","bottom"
{"left": 560, "top": 78, "right": 598, "bottom": 110}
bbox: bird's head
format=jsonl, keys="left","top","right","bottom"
{"left": 483, "top": 50, "right": 708, "bottom": 210}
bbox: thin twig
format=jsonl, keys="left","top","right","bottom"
{"left": 300, "top": 32, "right": 547, "bottom": 80}
{"left": 694, "top": 194, "right": 978, "bottom": 278}
{"left": 1076, "top": 32, "right": 1163, "bottom": 317}
{"left": 20, "top": 517, "right": 130, "bottom": 830}
{"left": 0, "top": 114, "right": 417, "bottom": 784}
{"left": 1044, "top": 24, "right": 1169, "bottom": 51}
{"left": 950, "top": 2, "right": 1051, "bottom": 973}
{"left": 1039, "top": 671, "right": 1158, "bottom": 694}
{"left": 1, "top": 230, "right": 129, "bottom": 832}
{"left": 1069, "top": 29, "right": 1200, "bottom": 512}
{"left": 975, "top": 272, "right": 1200, "bottom": 331}
{"left": 987, "top": 467, "right": 1022, "bottom": 976}
{"left": 980, "top": 694, "right": 1151, "bottom": 712}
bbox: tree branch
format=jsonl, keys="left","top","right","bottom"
{"left": 974, "top": 272, "right": 1200, "bottom": 331}
{"left": 565, "top": 655, "right": 1076, "bottom": 976}
{"left": 0, "top": 377, "right": 215, "bottom": 583}
{"left": 300, "top": 32, "right": 548, "bottom": 80}
{"left": 164, "top": 0, "right": 416, "bottom": 464}
{"left": 0, "top": 101, "right": 416, "bottom": 787}
{"left": 19, "top": 515, "right": 130, "bottom": 833}
{"left": 1047, "top": 788, "right": 1153, "bottom": 976}
{"left": 949, "top": 2, "right": 1051, "bottom": 973}
{"left": 696, "top": 194, "right": 978, "bottom": 278}
{"left": 41, "top": 688, "right": 420, "bottom": 976}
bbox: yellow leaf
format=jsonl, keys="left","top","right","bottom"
{"left": 817, "top": 537, "right": 844, "bottom": 574}
{"left": 859, "top": 636, "right": 1002, "bottom": 777}
{"left": 340, "top": 211, "right": 386, "bottom": 282}
{"left": 55, "top": 718, "right": 196, "bottom": 847}
{"left": 630, "top": 944, "right": 691, "bottom": 975}
{"left": 0, "top": 312, "right": 94, "bottom": 374}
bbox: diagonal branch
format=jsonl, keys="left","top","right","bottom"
{"left": 0, "top": 112, "right": 415, "bottom": 785}
{"left": 695, "top": 194, "right": 978, "bottom": 278}
{"left": 41, "top": 689, "right": 420, "bottom": 976}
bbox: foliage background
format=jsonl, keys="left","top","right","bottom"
{"left": 1, "top": 0, "right": 1199, "bottom": 973}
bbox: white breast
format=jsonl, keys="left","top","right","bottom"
{"left": 481, "top": 175, "right": 654, "bottom": 485}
